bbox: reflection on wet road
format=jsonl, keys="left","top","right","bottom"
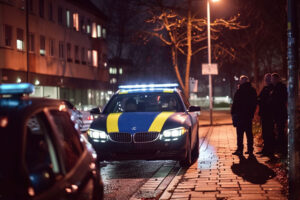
{"left": 100, "top": 160, "right": 176, "bottom": 200}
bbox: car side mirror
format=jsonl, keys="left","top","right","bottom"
{"left": 90, "top": 107, "right": 101, "bottom": 115}
{"left": 188, "top": 106, "right": 201, "bottom": 112}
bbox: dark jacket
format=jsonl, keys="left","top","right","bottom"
{"left": 270, "top": 82, "right": 287, "bottom": 120}
{"left": 231, "top": 82, "right": 257, "bottom": 121}
{"left": 258, "top": 84, "right": 273, "bottom": 118}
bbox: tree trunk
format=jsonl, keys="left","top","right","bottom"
{"left": 184, "top": 0, "right": 192, "bottom": 99}
{"left": 252, "top": 51, "right": 260, "bottom": 90}
{"left": 171, "top": 46, "right": 184, "bottom": 90}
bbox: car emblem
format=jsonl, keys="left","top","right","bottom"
{"left": 131, "top": 126, "right": 137, "bottom": 131}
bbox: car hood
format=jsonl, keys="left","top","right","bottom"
{"left": 90, "top": 112, "right": 189, "bottom": 134}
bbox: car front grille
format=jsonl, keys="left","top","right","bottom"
{"left": 109, "top": 132, "right": 132, "bottom": 143}
{"left": 133, "top": 132, "right": 160, "bottom": 143}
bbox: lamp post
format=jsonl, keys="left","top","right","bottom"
{"left": 207, "top": 0, "right": 219, "bottom": 125}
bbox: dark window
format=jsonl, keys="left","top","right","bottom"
{"left": 66, "top": 10, "right": 70, "bottom": 28}
{"left": 74, "top": 45, "right": 79, "bottom": 63}
{"left": 4, "top": 25, "right": 12, "bottom": 47}
{"left": 67, "top": 43, "right": 72, "bottom": 62}
{"left": 80, "top": 16, "right": 85, "bottom": 32}
{"left": 48, "top": 1, "right": 53, "bottom": 21}
{"left": 59, "top": 41, "right": 64, "bottom": 58}
{"left": 49, "top": 39, "right": 54, "bottom": 56}
{"left": 49, "top": 110, "right": 83, "bottom": 172}
{"left": 25, "top": 112, "right": 60, "bottom": 194}
{"left": 29, "top": 0, "right": 34, "bottom": 13}
{"left": 58, "top": 6, "right": 63, "bottom": 25}
{"left": 40, "top": 35, "right": 46, "bottom": 55}
{"left": 21, "top": 0, "right": 25, "bottom": 10}
{"left": 39, "top": 0, "right": 44, "bottom": 18}
{"left": 29, "top": 33, "right": 35, "bottom": 52}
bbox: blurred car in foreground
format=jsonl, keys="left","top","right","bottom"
{"left": 88, "top": 84, "right": 200, "bottom": 167}
{"left": 0, "top": 83, "right": 103, "bottom": 200}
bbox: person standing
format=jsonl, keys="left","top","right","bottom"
{"left": 257, "top": 73, "right": 274, "bottom": 156}
{"left": 231, "top": 75, "right": 257, "bottom": 155}
{"left": 270, "top": 73, "right": 288, "bottom": 155}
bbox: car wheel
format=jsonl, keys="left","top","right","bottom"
{"left": 179, "top": 134, "right": 192, "bottom": 167}
{"left": 192, "top": 130, "right": 199, "bottom": 162}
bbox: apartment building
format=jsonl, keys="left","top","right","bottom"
{"left": 0, "top": 0, "right": 111, "bottom": 109}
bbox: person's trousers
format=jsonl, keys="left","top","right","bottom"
{"left": 261, "top": 117, "right": 275, "bottom": 152}
{"left": 236, "top": 120, "right": 253, "bottom": 152}
{"left": 274, "top": 117, "right": 287, "bottom": 154}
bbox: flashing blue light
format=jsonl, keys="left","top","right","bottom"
{"left": 119, "top": 83, "right": 178, "bottom": 89}
{"left": 0, "top": 83, "right": 35, "bottom": 95}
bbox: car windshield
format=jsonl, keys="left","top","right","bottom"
{"left": 103, "top": 92, "right": 184, "bottom": 113}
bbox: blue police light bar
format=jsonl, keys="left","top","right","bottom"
{"left": 119, "top": 83, "right": 179, "bottom": 89}
{"left": 0, "top": 83, "right": 35, "bottom": 95}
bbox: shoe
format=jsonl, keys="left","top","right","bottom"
{"left": 232, "top": 150, "right": 242, "bottom": 155}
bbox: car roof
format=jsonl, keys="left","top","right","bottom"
{"left": 0, "top": 96, "right": 64, "bottom": 117}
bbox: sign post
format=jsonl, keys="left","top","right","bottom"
{"left": 202, "top": 63, "right": 218, "bottom": 125}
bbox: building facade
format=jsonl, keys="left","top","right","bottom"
{"left": 0, "top": 0, "right": 111, "bottom": 110}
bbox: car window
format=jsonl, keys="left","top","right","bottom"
{"left": 25, "top": 112, "right": 60, "bottom": 194}
{"left": 104, "top": 93, "right": 185, "bottom": 113}
{"left": 49, "top": 110, "right": 83, "bottom": 172}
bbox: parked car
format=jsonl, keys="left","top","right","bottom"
{"left": 0, "top": 83, "right": 103, "bottom": 200}
{"left": 88, "top": 84, "right": 200, "bottom": 167}
{"left": 62, "top": 100, "right": 84, "bottom": 131}
{"left": 80, "top": 110, "right": 94, "bottom": 133}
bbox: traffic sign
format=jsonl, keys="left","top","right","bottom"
{"left": 202, "top": 63, "right": 218, "bottom": 75}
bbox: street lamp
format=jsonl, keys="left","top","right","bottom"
{"left": 207, "top": 0, "right": 219, "bottom": 125}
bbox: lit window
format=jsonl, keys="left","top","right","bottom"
{"left": 49, "top": 39, "right": 54, "bottom": 56}
{"left": 110, "top": 78, "right": 117, "bottom": 84}
{"left": 87, "top": 19, "right": 91, "bottom": 34}
{"left": 80, "top": 16, "right": 85, "bottom": 32}
{"left": 92, "top": 22, "right": 97, "bottom": 38}
{"left": 66, "top": 10, "right": 70, "bottom": 27}
{"left": 119, "top": 68, "right": 123, "bottom": 75}
{"left": 109, "top": 67, "right": 117, "bottom": 74}
{"left": 92, "top": 50, "right": 98, "bottom": 67}
{"left": 73, "top": 13, "right": 79, "bottom": 31}
{"left": 40, "top": 35, "right": 46, "bottom": 55}
{"left": 16, "top": 28, "right": 24, "bottom": 50}
{"left": 102, "top": 28, "right": 106, "bottom": 38}
{"left": 97, "top": 25, "right": 101, "bottom": 38}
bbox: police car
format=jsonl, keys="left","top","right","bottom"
{"left": 88, "top": 84, "right": 200, "bottom": 167}
{"left": 0, "top": 83, "right": 103, "bottom": 200}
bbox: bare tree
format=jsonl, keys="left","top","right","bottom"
{"left": 140, "top": 0, "right": 244, "bottom": 97}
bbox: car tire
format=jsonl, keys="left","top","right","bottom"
{"left": 179, "top": 134, "right": 192, "bottom": 167}
{"left": 192, "top": 130, "right": 199, "bottom": 162}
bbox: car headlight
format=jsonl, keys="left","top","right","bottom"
{"left": 88, "top": 129, "right": 107, "bottom": 142}
{"left": 162, "top": 127, "right": 187, "bottom": 138}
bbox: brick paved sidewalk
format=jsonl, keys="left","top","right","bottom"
{"left": 160, "top": 125, "right": 287, "bottom": 200}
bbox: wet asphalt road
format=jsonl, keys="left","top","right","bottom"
{"left": 100, "top": 160, "right": 177, "bottom": 200}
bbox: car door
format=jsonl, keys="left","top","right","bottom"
{"left": 24, "top": 111, "right": 66, "bottom": 200}
{"left": 46, "top": 109, "right": 102, "bottom": 200}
